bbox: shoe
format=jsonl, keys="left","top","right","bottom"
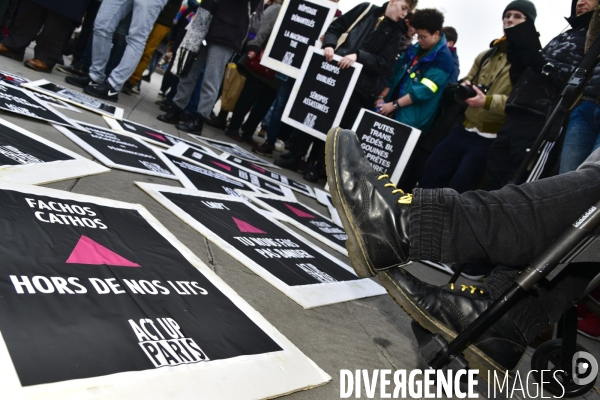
{"left": 157, "top": 90, "right": 165, "bottom": 99}
{"left": 66, "top": 74, "right": 99, "bottom": 88}
{"left": 274, "top": 139, "right": 285, "bottom": 152}
{"left": 274, "top": 157, "right": 299, "bottom": 171}
{"left": 257, "top": 128, "right": 267, "bottom": 138}
{"left": 132, "top": 83, "right": 140, "bottom": 94}
{"left": 84, "top": 80, "right": 119, "bottom": 102}
{"left": 241, "top": 134, "right": 257, "bottom": 147}
{"left": 380, "top": 267, "right": 528, "bottom": 373}
{"left": 206, "top": 116, "right": 228, "bottom": 130}
{"left": 24, "top": 58, "right": 52, "bottom": 73}
{"left": 160, "top": 102, "right": 174, "bottom": 112}
{"left": 325, "top": 128, "right": 411, "bottom": 277}
{"left": 578, "top": 314, "right": 600, "bottom": 340}
{"left": 0, "top": 43, "right": 23, "bottom": 62}
{"left": 224, "top": 129, "right": 243, "bottom": 142}
{"left": 176, "top": 113, "right": 204, "bottom": 134}
{"left": 121, "top": 81, "right": 135, "bottom": 95}
{"left": 253, "top": 142, "right": 273, "bottom": 157}
{"left": 157, "top": 105, "right": 183, "bottom": 124}
{"left": 280, "top": 151, "right": 295, "bottom": 160}
{"left": 303, "top": 169, "right": 319, "bottom": 183}
{"left": 56, "top": 64, "right": 86, "bottom": 77}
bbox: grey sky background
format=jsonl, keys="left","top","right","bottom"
{"left": 336, "top": 0, "right": 572, "bottom": 78}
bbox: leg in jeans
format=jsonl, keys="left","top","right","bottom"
{"left": 72, "top": 0, "right": 101, "bottom": 66}
{"left": 195, "top": 44, "right": 234, "bottom": 119}
{"left": 127, "top": 22, "right": 170, "bottom": 87}
{"left": 449, "top": 133, "right": 493, "bottom": 193}
{"left": 173, "top": 50, "right": 209, "bottom": 109}
{"left": 184, "top": 70, "right": 204, "bottom": 113}
{"left": 1, "top": 0, "right": 45, "bottom": 57}
{"left": 265, "top": 77, "right": 295, "bottom": 146}
{"left": 560, "top": 101, "right": 600, "bottom": 174}
{"left": 106, "top": 0, "right": 168, "bottom": 90}
{"left": 420, "top": 125, "right": 467, "bottom": 190}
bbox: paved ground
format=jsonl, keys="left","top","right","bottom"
{"left": 2, "top": 52, "right": 600, "bottom": 400}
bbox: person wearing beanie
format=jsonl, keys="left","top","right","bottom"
{"left": 503, "top": 0, "right": 537, "bottom": 23}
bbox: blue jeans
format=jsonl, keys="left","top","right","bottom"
{"left": 559, "top": 100, "right": 600, "bottom": 174}
{"left": 89, "top": 0, "right": 167, "bottom": 90}
{"left": 265, "top": 77, "right": 295, "bottom": 146}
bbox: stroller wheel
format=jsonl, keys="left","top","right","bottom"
{"left": 531, "top": 339, "right": 597, "bottom": 397}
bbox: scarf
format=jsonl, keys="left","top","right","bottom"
{"left": 173, "top": 8, "right": 213, "bottom": 77}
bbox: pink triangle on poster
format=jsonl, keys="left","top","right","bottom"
{"left": 146, "top": 132, "right": 167, "bottom": 142}
{"left": 210, "top": 160, "right": 232, "bottom": 172}
{"left": 251, "top": 164, "right": 266, "bottom": 173}
{"left": 66, "top": 235, "right": 140, "bottom": 267}
{"left": 284, "top": 203, "right": 315, "bottom": 219}
{"left": 232, "top": 217, "right": 267, "bottom": 234}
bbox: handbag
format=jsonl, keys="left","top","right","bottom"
{"left": 221, "top": 62, "right": 246, "bottom": 112}
{"left": 336, "top": 3, "right": 373, "bottom": 50}
{"left": 244, "top": 50, "right": 276, "bottom": 79}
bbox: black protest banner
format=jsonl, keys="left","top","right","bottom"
{"left": 22, "top": 79, "right": 124, "bottom": 119}
{"left": 0, "top": 70, "right": 29, "bottom": 86}
{"left": 262, "top": 0, "right": 337, "bottom": 78}
{"left": 249, "top": 194, "right": 348, "bottom": 255}
{"left": 55, "top": 122, "right": 176, "bottom": 179}
{"left": 351, "top": 109, "right": 421, "bottom": 183}
{"left": 163, "top": 152, "right": 258, "bottom": 199}
{"left": 189, "top": 134, "right": 278, "bottom": 168}
{"left": 0, "top": 185, "right": 284, "bottom": 388}
{"left": 170, "top": 144, "right": 292, "bottom": 197}
{"left": 0, "top": 82, "right": 85, "bottom": 130}
{"left": 282, "top": 47, "right": 362, "bottom": 141}
{"left": 224, "top": 154, "right": 315, "bottom": 197}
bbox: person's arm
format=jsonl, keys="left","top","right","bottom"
{"left": 322, "top": 3, "right": 370, "bottom": 50}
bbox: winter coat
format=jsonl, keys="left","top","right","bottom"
{"left": 156, "top": 0, "right": 182, "bottom": 28}
{"left": 463, "top": 39, "right": 512, "bottom": 134}
{"left": 205, "top": 0, "right": 261, "bottom": 52}
{"left": 505, "top": 11, "right": 591, "bottom": 117}
{"left": 385, "top": 34, "right": 454, "bottom": 132}
{"left": 448, "top": 47, "right": 460, "bottom": 84}
{"left": 323, "top": 2, "right": 407, "bottom": 99}
{"left": 31, "top": 0, "right": 90, "bottom": 22}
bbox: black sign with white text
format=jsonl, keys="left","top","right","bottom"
{"left": 0, "top": 189, "right": 281, "bottom": 386}
{"left": 0, "top": 122, "right": 73, "bottom": 166}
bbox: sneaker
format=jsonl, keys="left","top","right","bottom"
{"left": 176, "top": 113, "right": 204, "bottom": 134}
{"left": 84, "top": 81, "right": 119, "bottom": 102}
{"left": 224, "top": 129, "right": 243, "bottom": 142}
{"left": 274, "top": 139, "right": 285, "bottom": 152}
{"left": 325, "top": 128, "right": 411, "bottom": 277}
{"left": 132, "top": 83, "right": 140, "bottom": 94}
{"left": 578, "top": 314, "right": 600, "bottom": 340}
{"left": 253, "top": 142, "right": 273, "bottom": 156}
{"left": 56, "top": 64, "right": 86, "bottom": 77}
{"left": 121, "top": 81, "right": 134, "bottom": 95}
{"left": 66, "top": 74, "right": 100, "bottom": 89}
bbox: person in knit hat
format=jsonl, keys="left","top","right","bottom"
{"left": 503, "top": 0, "right": 537, "bottom": 23}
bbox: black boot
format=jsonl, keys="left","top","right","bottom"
{"left": 379, "top": 267, "right": 528, "bottom": 374}
{"left": 157, "top": 105, "right": 183, "bottom": 124}
{"left": 176, "top": 113, "right": 204, "bottom": 134}
{"left": 325, "top": 128, "right": 411, "bottom": 277}
{"left": 274, "top": 156, "right": 300, "bottom": 171}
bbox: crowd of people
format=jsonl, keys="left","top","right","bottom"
{"left": 0, "top": 0, "right": 600, "bottom": 377}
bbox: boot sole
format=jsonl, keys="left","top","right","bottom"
{"left": 379, "top": 270, "right": 519, "bottom": 380}
{"left": 325, "top": 128, "right": 376, "bottom": 278}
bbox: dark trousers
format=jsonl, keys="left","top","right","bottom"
{"left": 484, "top": 110, "right": 546, "bottom": 190}
{"left": 2, "top": 0, "right": 76, "bottom": 67}
{"left": 230, "top": 74, "right": 277, "bottom": 138}
{"left": 411, "top": 148, "right": 600, "bottom": 342}
{"left": 421, "top": 125, "right": 493, "bottom": 193}
{"left": 71, "top": 0, "right": 101, "bottom": 67}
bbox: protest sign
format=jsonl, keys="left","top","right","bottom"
{"left": 0, "top": 117, "right": 108, "bottom": 184}
{"left": 0, "top": 180, "right": 329, "bottom": 398}
{"left": 282, "top": 47, "right": 361, "bottom": 141}
{"left": 54, "top": 121, "right": 176, "bottom": 180}
{"left": 351, "top": 109, "right": 421, "bottom": 183}
{"left": 0, "top": 70, "right": 29, "bottom": 86}
{"left": 23, "top": 79, "right": 124, "bottom": 119}
{"left": 26, "top": 89, "right": 81, "bottom": 112}
{"left": 189, "top": 135, "right": 279, "bottom": 168}
{"left": 261, "top": 0, "right": 337, "bottom": 78}
{"left": 138, "top": 184, "right": 385, "bottom": 308}
{"left": 314, "top": 187, "right": 342, "bottom": 228}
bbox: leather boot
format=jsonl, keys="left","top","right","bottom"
{"left": 325, "top": 127, "right": 411, "bottom": 278}
{"left": 157, "top": 105, "right": 183, "bottom": 124}
{"left": 379, "top": 267, "right": 528, "bottom": 374}
{"left": 176, "top": 113, "right": 204, "bottom": 134}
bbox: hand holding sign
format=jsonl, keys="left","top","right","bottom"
{"left": 338, "top": 53, "right": 357, "bottom": 69}
{"left": 323, "top": 47, "right": 335, "bottom": 62}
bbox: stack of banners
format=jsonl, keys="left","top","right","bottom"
{"left": 189, "top": 134, "right": 278, "bottom": 168}
{"left": 0, "top": 82, "right": 87, "bottom": 131}
{"left": 314, "top": 187, "right": 343, "bottom": 228}
{"left": 161, "top": 151, "right": 261, "bottom": 199}
{"left": 223, "top": 154, "right": 315, "bottom": 197}
{"left": 138, "top": 184, "right": 386, "bottom": 308}
{"left": 166, "top": 143, "right": 294, "bottom": 198}
{"left": 22, "top": 80, "right": 125, "bottom": 120}
{"left": 0, "top": 181, "right": 330, "bottom": 398}
{"left": 243, "top": 192, "right": 348, "bottom": 256}
{"left": 0, "top": 70, "right": 29, "bottom": 86}
{"left": 282, "top": 47, "right": 362, "bottom": 141}
{"left": 0, "top": 117, "right": 108, "bottom": 184}
{"left": 27, "top": 90, "right": 80, "bottom": 112}
{"left": 103, "top": 116, "right": 216, "bottom": 154}
{"left": 261, "top": 0, "right": 337, "bottom": 78}
{"left": 54, "top": 121, "right": 177, "bottom": 180}
{"left": 351, "top": 109, "right": 421, "bottom": 183}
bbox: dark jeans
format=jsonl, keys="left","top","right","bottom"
{"left": 230, "top": 74, "right": 277, "bottom": 138}
{"left": 2, "top": 0, "right": 76, "bottom": 67}
{"left": 411, "top": 148, "right": 600, "bottom": 341}
{"left": 71, "top": 0, "right": 101, "bottom": 67}
{"left": 265, "top": 77, "right": 295, "bottom": 146}
{"left": 420, "top": 125, "right": 493, "bottom": 193}
{"left": 484, "top": 109, "right": 545, "bottom": 190}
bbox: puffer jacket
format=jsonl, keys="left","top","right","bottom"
{"left": 323, "top": 2, "right": 407, "bottom": 99}
{"left": 205, "top": 0, "right": 261, "bottom": 52}
{"left": 506, "top": 11, "right": 591, "bottom": 116}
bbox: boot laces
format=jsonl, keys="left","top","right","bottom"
{"left": 450, "top": 283, "right": 484, "bottom": 295}
{"left": 377, "top": 174, "right": 412, "bottom": 204}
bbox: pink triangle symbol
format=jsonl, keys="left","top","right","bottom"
{"left": 146, "top": 132, "right": 167, "bottom": 142}
{"left": 66, "top": 235, "right": 140, "bottom": 267}
{"left": 232, "top": 217, "right": 267, "bottom": 234}
{"left": 251, "top": 164, "right": 266, "bottom": 173}
{"left": 284, "top": 203, "right": 315, "bottom": 219}
{"left": 211, "top": 160, "right": 232, "bottom": 172}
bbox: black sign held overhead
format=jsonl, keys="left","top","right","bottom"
{"left": 282, "top": 47, "right": 362, "bottom": 141}
{"left": 351, "top": 109, "right": 421, "bottom": 183}
{"left": 262, "top": 0, "right": 337, "bottom": 78}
